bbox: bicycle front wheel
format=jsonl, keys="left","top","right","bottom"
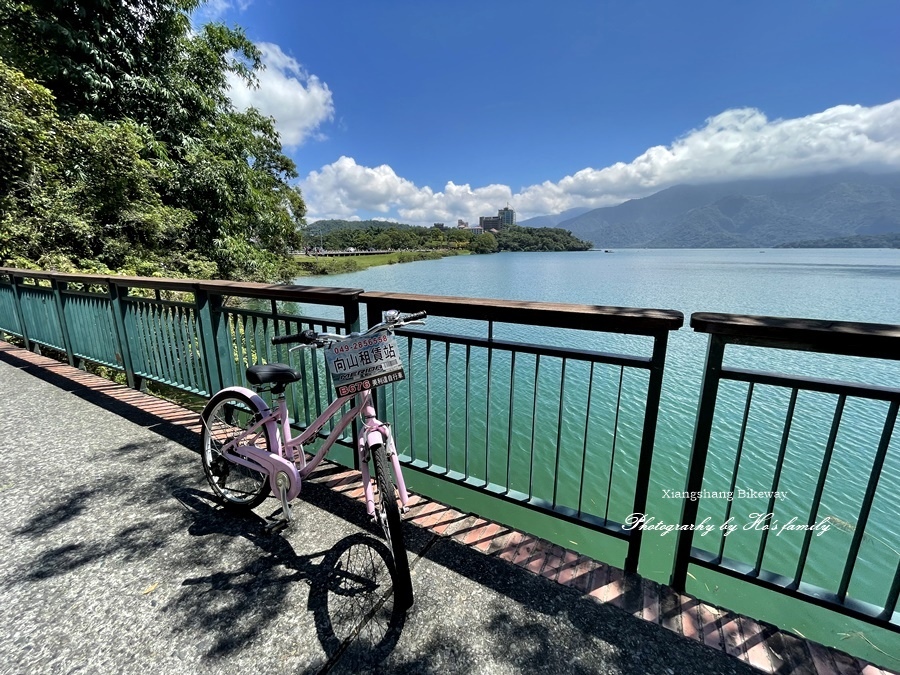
{"left": 201, "top": 390, "right": 272, "bottom": 508}
{"left": 371, "top": 441, "right": 413, "bottom": 609}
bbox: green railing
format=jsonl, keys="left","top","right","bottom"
{"left": 363, "top": 291, "right": 682, "bottom": 573}
{"left": 0, "top": 268, "right": 364, "bottom": 450}
{"left": 3, "top": 266, "right": 899, "bottom": 638}
{"left": 672, "top": 313, "right": 900, "bottom": 632}
{"left": 0, "top": 266, "right": 683, "bottom": 576}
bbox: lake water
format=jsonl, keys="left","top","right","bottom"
{"left": 298, "top": 248, "right": 900, "bottom": 663}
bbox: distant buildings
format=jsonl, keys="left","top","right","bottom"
{"left": 478, "top": 215, "right": 501, "bottom": 230}
{"left": 434, "top": 207, "right": 515, "bottom": 235}
{"left": 478, "top": 206, "right": 515, "bottom": 232}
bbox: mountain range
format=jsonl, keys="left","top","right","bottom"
{"left": 519, "top": 172, "right": 900, "bottom": 248}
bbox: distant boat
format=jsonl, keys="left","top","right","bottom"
{"left": 604, "top": 249, "right": 612, "bottom": 253}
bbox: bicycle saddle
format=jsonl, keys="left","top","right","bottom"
{"left": 246, "top": 364, "right": 302, "bottom": 386}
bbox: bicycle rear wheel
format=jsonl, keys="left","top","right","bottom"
{"left": 371, "top": 441, "right": 413, "bottom": 609}
{"left": 201, "top": 390, "right": 271, "bottom": 508}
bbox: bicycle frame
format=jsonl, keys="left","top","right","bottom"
{"left": 214, "top": 384, "right": 411, "bottom": 519}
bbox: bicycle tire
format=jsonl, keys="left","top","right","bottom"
{"left": 371, "top": 441, "right": 414, "bottom": 609}
{"left": 201, "top": 390, "right": 272, "bottom": 508}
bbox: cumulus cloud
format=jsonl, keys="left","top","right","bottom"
{"left": 228, "top": 43, "right": 334, "bottom": 147}
{"left": 302, "top": 100, "right": 900, "bottom": 223}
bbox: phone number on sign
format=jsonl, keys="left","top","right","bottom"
{"left": 330, "top": 334, "right": 391, "bottom": 354}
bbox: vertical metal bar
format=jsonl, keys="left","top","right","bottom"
{"left": 10, "top": 275, "right": 32, "bottom": 350}
{"left": 252, "top": 313, "right": 265, "bottom": 366}
{"left": 128, "top": 301, "right": 147, "bottom": 378}
{"left": 506, "top": 351, "right": 517, "bottom": 492}
{"left": 464, "top": 343, "right": 471, "bottom": 479}
{"left": 426, "top": 337, "right": 433, "bottom": 467}
{"left": 408, "top": 335, "right": 417, "bottom": 462}
{"left": 107, "top": 282, "right": 139, "bottom": 389}
{"left": 159, "top": 306, "right": 178, "bottom": 384}
{"left": 882, "top": 558, "right": 900, "bottom": 620}
{"left": 753, "top": 387, "right": 799, "bottom": 575}
{"left": 577, "top": 361, "right": 595, "bottom": 517}
{"left": 173, "top": 306, "right": 190, "bottom": 387}
{"left": 625, "top": 332, "right": 670, "bottom": 574}
{"left": 216, "top": 306, "right": 237, "bottom": 389}
{"left": 190, "top": 309, "right": 206, "bottom": 390}
{"left": 195, "top": 289, "right": 220, "bottom": 393}
{"left": 671, "top": 334, "right": 726, "bottom": 592}
{"left": 551, "top": 358, "right": 567, "bottom": 508}
{"left": 718, "top": 382, "right": 756, "bottom": 562}
{"left": 185, "top": 310, "right": 202, "bottom": 391}
{"left": 50, "top": 279, "right": 75, "bottom": 366}
{"left": 527, "top": 355, "right": 541, "bottom": 500}
{"left": 485, "top": 321, "right": 493, "bottom": 485}
{"left": 144, "top": 303, "right": 163, "bottom": 381}
{"left": 605, "top": 366, "right": 625, "bottom": 521}
{"left": 838, "top": 400, "right": 899, "bottom": 602}
{"left": 792, "top": 395, "right": 845, "bottom": 586}
{"left": 343, "top": 298, "right": 361, "bottom": 334}
{"left": 445, "top": 341, "right": 451, "bottom": 472}
{"left": 242, "top": 314, "right": 254, "bottom": 379}
{"left": 168, "top": 306, "right": 188, "bottom": 387}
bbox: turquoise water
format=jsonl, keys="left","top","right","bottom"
{"left": 298, "top": 248, "right": 900, "bottom": 664}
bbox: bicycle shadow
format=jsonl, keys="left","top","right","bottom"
{"left": 172, "top": 489, "right": 406, "bottom": 669}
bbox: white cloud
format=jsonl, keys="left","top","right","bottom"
{"left": 302, "top": 100, "right": 900, "bottom": 224}
{"left": 227, "top": 43, "right": 334, "bottom": 147}
{"left": 192, "top": 0, "right": 252, "bottom": 25}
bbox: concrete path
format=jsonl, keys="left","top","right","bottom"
{"left": 0, "top": 342, "right": 894, "bottom": 675}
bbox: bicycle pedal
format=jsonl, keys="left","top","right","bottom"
{"left": 264, "top": 519, "right": 289, "bottom": 534}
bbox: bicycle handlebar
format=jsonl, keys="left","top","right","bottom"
{"left": 271, "top": 328, "right": 317, "bottom": 346}
{"left": 270, "top": 310, "right": 427, "bottom": 347}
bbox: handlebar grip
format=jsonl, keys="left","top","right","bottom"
{"left": 271, "top": 329, "right": 317, "bottom": 345}
{"left": 402, "top": 311, "right": 427, "bottom": 322}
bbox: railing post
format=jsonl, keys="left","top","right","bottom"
{"left": 10, "top": 274, "right": 32, "bottom": 350}
{"left": 670, "top": 333, "right": 726, "bottom": 592}
{"left": 50, "top": 278, "right": 76, "bottom": 367}
{"left": 625, "top": 331, "right": 670, "bottom": 574}
{"left": 107, "top": 281, "right": 140, "bottom": 390}
{"left": 343, "top": 297, "right": 361, "bottom": 334}
{"left": 195, "top": 288, "right": 224, "bottom": 395}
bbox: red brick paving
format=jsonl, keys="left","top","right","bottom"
{"left": 2, "top": 338, "right": 896, "bottom": 675}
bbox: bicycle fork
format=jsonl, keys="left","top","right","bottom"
{"left": 359, "top": 424, "right": 411, "bottom": 520}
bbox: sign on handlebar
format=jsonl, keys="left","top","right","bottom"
{"left": 324, "top": 329, "right": 405, "bottom": 396}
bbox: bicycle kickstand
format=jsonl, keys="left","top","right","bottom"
{"left": 265, "top": 472, "right": 294, "bottom": 534}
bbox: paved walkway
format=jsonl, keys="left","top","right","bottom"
{"left": 0, "top": 341, "right": 895, "bottom": 675}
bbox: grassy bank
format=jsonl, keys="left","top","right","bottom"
{"left": 289, "top": 249, "right": 467, "bottom": 277}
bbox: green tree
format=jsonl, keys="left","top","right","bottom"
{"left": 0, "top": 1, "right": 305, "bottom": 281}
{"left": 470, "top": 232, "right": 498, "bottom": 254}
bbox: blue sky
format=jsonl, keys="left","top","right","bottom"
{"left": 196, "top": 0, "right": 900, "bottom": 224}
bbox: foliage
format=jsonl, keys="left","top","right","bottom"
{"left": 304, "top": 220, "right": 590, "bottom": 254}
{"left": 470, "top": 232, "right": 499, "bottom": 254}
{"left": 0, "top": 1, "right": 305, "bottom": 281}
{"left": 495, "top": 225, "right": 591, "bottom": 252}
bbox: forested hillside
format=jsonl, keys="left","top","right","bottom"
{"left": 307, "top": 220, "right": 591, "bottom": 253}
{"left": 553, "top": 172, "right": 900, "bottom": 248}
{"left": 0, "top": 0, "right": 304, "bottom": 281}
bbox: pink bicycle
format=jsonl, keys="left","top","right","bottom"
{"left": 199, "top": 310, "right": 426, "bottom": 608}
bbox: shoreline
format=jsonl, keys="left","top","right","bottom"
{"left": 290, "top": 249, "right": 468, "bottom": 277}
